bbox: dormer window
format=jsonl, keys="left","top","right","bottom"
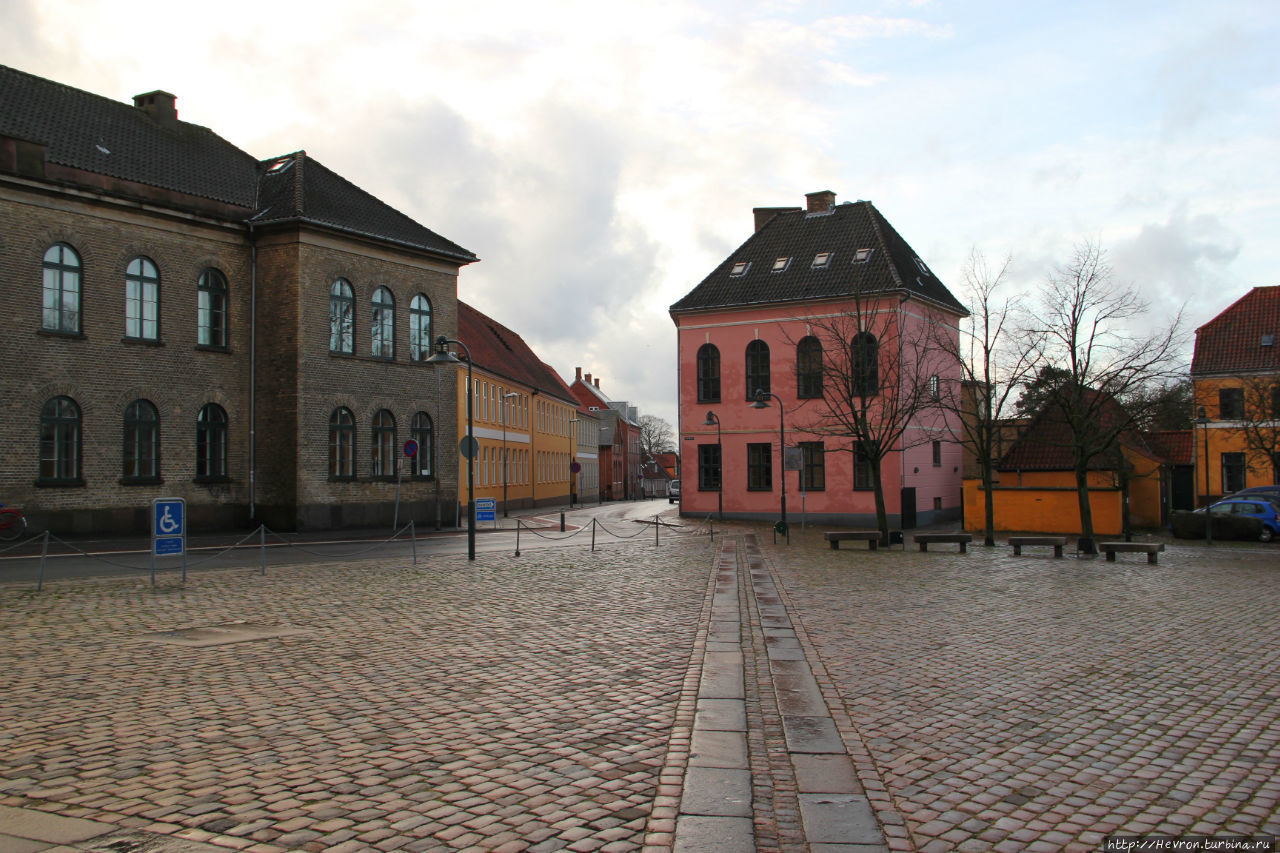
{"left": 812, "top": 252, "right": 832, "bottom": 269}
{"left": 853, "top": 248, "right": 872, "bottom": 263}
{"left": 772, "top": 257, "right": 791, "bottom": 272}
{"left": 730, "top": 261, "right": 750, "bottom": 277}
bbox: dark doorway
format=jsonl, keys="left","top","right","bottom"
{"left": 900, "top": 487, "right": 917, "bottom": 529}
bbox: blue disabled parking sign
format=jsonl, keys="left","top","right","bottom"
{"left": 152, "top": 498, "right": 186, "bottom": 556}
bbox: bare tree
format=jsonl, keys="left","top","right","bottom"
{"left": 1029, "top": 241, "right": 1186, "bottom": 551}
{"left": 638, "top": 414, "right": 675, "bottom": 458}
{"left": 931, "top": 249, "right": 1038, "bottom": 546}
{"left": 791, "top": 287, "right": 957, "bottom": 542}
{"left": 1233, "top": 377, "right": 1280, "bottom": 484}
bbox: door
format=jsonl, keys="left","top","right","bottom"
{"left": 900, "top": 487, "right": 917, "bottom": 529}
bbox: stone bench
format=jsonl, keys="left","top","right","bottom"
{"left": 1099, "top": 541, "right": 1165, "bottom": 564}
{"left": 1008, "top": 536, "right": 1068, "bottom": 557}
{"left": 913, "top": 533, "right": 973, "bottom": 553}
{"left": 824, "top": 530, "right": 883, "bottom": 550}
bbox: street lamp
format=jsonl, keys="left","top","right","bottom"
{"left": 1196, "top": 406, "right": 1212, "bottom": 546}
{"left": 425, "top": 334, "right": 477, "bottom": 560}
{"left": 750, "top": 389, "right": 787, "bottom": 541}
{"left": 568, "top": 418, "right": 580, "bottom": 507}
{"left": 702, "top": 410, "right": 723, "bottom": 521}
{"left": 501, "top": 391, "right": 519, "bottom": 517}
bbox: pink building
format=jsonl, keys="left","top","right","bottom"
{"left": 669, "top": 191, "right": 968, "bottom": 528}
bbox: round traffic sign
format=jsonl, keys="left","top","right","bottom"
{"left": 459, "top": 436, "right": 480, "bottom": 459}
{"left": 570, "top": 462, "right": 581, "bottom": 474}
{"left": 404, "top": 439, "right": 419, "bottom": 458}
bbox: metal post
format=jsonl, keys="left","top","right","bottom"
{"left": 38, "top": 530, "right": 49, "bottom": 592}
{"left": 260, "top": 524, "right": 266, "bottom": 576}
{"left": 515, "top": 519, "right": 522, "bottom": 557}
{"left": 591, "top": 518, "right": 597, "bottom": 552}
{"left": 655, "top": 515, "right": 660, "bottom": 546}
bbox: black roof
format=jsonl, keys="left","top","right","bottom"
{"left": 670, "top": 200, "right": 966, "bottom": 316}
{"left": 0, "top": 64, "right": 476, "bottom": 262}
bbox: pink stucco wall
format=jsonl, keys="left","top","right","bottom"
{"left": 674, "top": 296, "right": 964, "bottom": 525}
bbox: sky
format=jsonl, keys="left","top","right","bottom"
{"left": 4, "top": 0, "right": 1278, "bottom": 429}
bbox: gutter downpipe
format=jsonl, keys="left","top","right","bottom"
{"left": 245, "top": 212, "right": 267, "bottom": 522}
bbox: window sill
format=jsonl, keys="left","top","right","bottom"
{"left": 37, "top": 328, "right": 85, "bottom": 340}
{"left": 194, "top": 475, "right": 230, "bottom": 484}
{"left": 35, "top": 478, "right": 85, "bottom": 488}
{"left": 195, "top": 344, "right": 231, "bottom": 354}
{"left": 328, "top": 475, "right": 357, "bottom": 482}
{"left": 123, "top": 337, "right": 164, "bottom": 347}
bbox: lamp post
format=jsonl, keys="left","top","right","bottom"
{"left": 1196, "top": 406, "right": 1212, "bottom": 546}
{"left": 702, "top": 410, "right": 723, "bottom": 521}
{"left": 501, "top": 391, "right": 519, "bottom": 517}
{"left": 568, "top": 418, "right": 580, "bottom": 507}
{"left": 425, "top": 334, "right": 476, "bottom": 560}
{"left": 750, "top": 389, "right": 787, "bottom": 541}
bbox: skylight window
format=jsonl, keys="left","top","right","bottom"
{"left": 812, "top": 252, "right": 832, "bottom": 269}
{"left": 1263, "top": 334, "right": 1276, "bottom": 347}
{"left": 267, "top": 158, "right": 294, "bottom": 174}
{"left": 853, "top": 248, "right": 872, "bottom": 263}
{"left": 772, "top": 257, "right": 791, "bottom": 272}
{"left": 915, "top": 257, "right": 931, "bottom": 276}
{"left": 730, "top": 261, "right": 750, "bottom": 276}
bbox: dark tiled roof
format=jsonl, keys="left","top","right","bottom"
{"left": 254, "top": 152, "right": 476, "bottom": 262}
{"left": 1145, "top": 430, "right": 1193, "bottom": 466}
{"left": 1191, "top": 286, "right": 1280, "bottom": 376}
{"left": 998, "top": 390, "right": 1152, "bottom": 471}
{"left": 0, "top": 64, "right": 476, "bottom": 262}
{"left": 670, "top": 200, "right": 966, "bottom": 316}
{"left": 0, "top": 64, "right": 259, "bottom": 206}
{"left": 458, "top": 302, "right": 575, "bottom": 403}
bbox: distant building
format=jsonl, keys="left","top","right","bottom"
{"left": 669, "top": 191, "right": 967, "bottom": 527}
{"left": 569, "top": 370, "right": 641, "bottom": 500}
{"left": 1, "top": 64, "right": 476, "bottom": 533}
{"left": 1190, "top": 286, "right": 1280, "bottom": 499}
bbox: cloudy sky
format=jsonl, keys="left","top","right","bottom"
{"left": 5, "top": 0, "right": 1277, "bottom": 427}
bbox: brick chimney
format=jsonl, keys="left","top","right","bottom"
{"left": 133, "top": 90, "right": 178, "bottom": 125}
{"left": 576, "top": 367, "right": 583, "bottom": 382}
{"left": 753, "top": 206, "right": 801, "bottom": 232}
{"left": 594, "top": 377, "right": 601, "bottom": 388}
{"left": 806, "top": 190, "right": 836, "bottom": 213}
{"left": 584, "top": 373, "right": 592, "bottom": 387}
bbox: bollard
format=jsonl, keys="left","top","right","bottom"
{"left": 515, "top": 519, "right": 522, "bottom": 557}
{"left": 560, "top": 512, "right": 566, "bottom": 532}
{"left": 591, "top": 518, "right": 597, "bottom": 552}
{"left": 410, "top": 521, "right": 417, "bottom": 565}
{"left": 38, "top": 530, "right": 50, "bottom": 592}
{"left": 655, "top": 515, "right": 660, "bottom": 546}
{"left": 260, "top": 524, "right": 266, "bottom": 576}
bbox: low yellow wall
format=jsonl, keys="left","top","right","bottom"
{"left": 964, "top": 481, "right": 1124, "bottom": 535}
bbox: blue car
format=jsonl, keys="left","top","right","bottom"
{"left": 1207, "top": 499, "right": 1280, "bottom": 542}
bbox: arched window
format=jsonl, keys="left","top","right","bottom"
{"left": 409, "top": 294, "right": 432, "bottom": 361}
{"left": 39, "top": 396, "right": 82, "bottom": 482}
{"left": 197, "top": 268, "right": 229, "bottom": 348}
{"left": 745, "top": 340, "right": 770, "bottom": 400}
{"left": 329, "top": 279, "right": 354, "bottom": 353}
{"left": 797, "top": 336, "right": 823, "bottom": 398}
{"left": 371, "top": 409, "right": 396, "bottom": 477}
{"left": 371, "top": 287, "right": 395, "bottom": 358}
{"left": 196, "top": 404, "right": 228, "bottom": 479}
{"left": 42, "top": 243, "right": 82, "bottom": 334}
{"left": 696, "top": 344, "right": 721, "bottom": 403}
{"left": 123, "top": 399, "right": 160, "bottom": 481}
{"left": 125, "top": 256, "right": 160, "bottom": 340}
{"left": 329, "top": 408, "right": 355, "bottom": 479}
{"left": 410, "top": 412, "right": 433, "bottom": 477}
{"left": 850, "top": 332, "right": 879, "bottom": 397}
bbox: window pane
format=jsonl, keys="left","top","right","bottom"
{"left": 198, "top": 269, "right": 228, "bottom": 347}
{"left": 329, "top": 279, "right": 354, "bottom": 353}
{"left": 42, "top": 244, "right": 82, "bottom": 333}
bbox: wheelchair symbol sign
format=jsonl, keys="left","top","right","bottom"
{"left": 153, "top": 499, "right": 185, "bottom": 538}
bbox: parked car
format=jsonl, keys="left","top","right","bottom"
{"left": 668, "top": 480, "right": 681, "bottom": 504}
{"left": 1203, "top": 498, "right": 1280, "bottom": 542}
{"left": 1224, "top": 485, "right": 1280, "bottom": 506}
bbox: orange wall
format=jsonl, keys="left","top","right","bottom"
{"left": 1192, "top": 377, "right": 1280, "bottom": 495}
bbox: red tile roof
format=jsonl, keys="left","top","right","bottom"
{"left": 1144, "top": 430, "right": 1193, "bottom": 466}
{"left": 1191, "top": 286, "right": 1280, "bottom": 376}
{"left": 457, "top": 302, "right": 575, "bottom": 403}
{"left": 998, "top": 390, "right": 1155, "bottom": 471}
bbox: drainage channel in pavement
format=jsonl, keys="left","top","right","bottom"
{"left": 672, "top": 534, "right": 889, "bottom": 852}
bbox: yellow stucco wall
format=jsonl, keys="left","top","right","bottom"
{"left": 1192, "top": 377, "right": 1280, "bottom": 497}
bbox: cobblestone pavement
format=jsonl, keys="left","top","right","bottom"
{"left": 0, "top": 540, "right": 716, "bottom": 853}
{"left": 760, "top": 530, "right": 1280, "bottom": 852}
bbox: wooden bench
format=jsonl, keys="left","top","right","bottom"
{"left": 1099, "top": 541, "right": 1165, "bottom": 564}
{"left": 1008, "top": 536, "right": 1068, "bottom": 557}
{"left": 913, "top": 533, "right": 972, "bottom": 553}
{"left": 825, "top": 530, "right": 883, "bottom": 550}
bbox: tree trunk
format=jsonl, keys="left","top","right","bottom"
{"left": 871, "top": 463, "right": 890, "bottom": 545}
{"left": 981, "top": 461, "right": 996, "bottom": 547}
{"left": 1074, "top": 465, "right": 1097, "bottom": 554}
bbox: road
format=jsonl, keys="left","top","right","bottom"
{"left": 0, "top": 498, "right": 693, "bottom": 586}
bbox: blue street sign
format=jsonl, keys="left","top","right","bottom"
{"left": 155, "top": 537, "right": 184, "bottom": 556}
{"left": 475, "top": 498, "right": 496, "bottom": 522}
{"left": 154, "top": 499, "right": 184, "bottom": 537}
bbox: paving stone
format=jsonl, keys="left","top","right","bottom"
{"left": 782, "top": 715, "right": 845, "bottom": 754}
{"left": 672, "top": 815, "right": 754, "bottom": 852}
{"left": 693, "top": 699, "right": 746, "bottom": 733}
{"left": 688, "top": 731, "right": 748, "bottom": 770}
{"left": 678, "top": 768, "right": 751, "bottom": 817}
{"left": 799, "top": 794, "right": 882, "bottom": 844}
{"left": 793, "top": 755, "right": 861, "bottom": 794}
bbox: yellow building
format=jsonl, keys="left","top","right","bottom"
{"left": 444, "top": 302, "right": 581, "bottom": 514}
{"left": 1190, "top": 287, "right": 1280, "bottom": 501}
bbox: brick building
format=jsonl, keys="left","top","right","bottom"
{"left": 0, "top": 65, "right": 476, "bottom": 533}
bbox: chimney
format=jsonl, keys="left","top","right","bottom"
{"left": 753, "top": 206, "right": 801, "bottom": 232}
{"left": 594, "top": 377, "right": 601, "bottom": 389}
{"left": 584, "top": 373, "right": 592, "bottom": 387}
{"left": 133, "top": 90, "right": 178, "bottom": 125}
{"left": 576, "top": 366, "right": 583, "bottom": 382}
{"left": 806, "top": 190, "right": 836, "bottom": 213}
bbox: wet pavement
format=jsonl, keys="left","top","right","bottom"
{"left": 1, "top": 521, "right": 1277, "bottom": 852}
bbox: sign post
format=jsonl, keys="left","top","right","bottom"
{"left": 151, "top": 497, "right": 187, "bottom": 584}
